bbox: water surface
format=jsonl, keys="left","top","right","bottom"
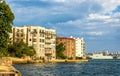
{"left": 14, "top": 59, "right": 120, "bottom": 76}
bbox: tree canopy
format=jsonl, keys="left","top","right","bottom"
{"left": 56, "top": 43, "right": 66, "bottom": 59}
{"left": 0, "top": 0, "right": 14, "bottom": 57}
{"left": 8, "top": 42, "right": 36, "bottom": 58}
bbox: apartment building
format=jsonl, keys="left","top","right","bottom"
{"left": 75, "top": 37, "right": 86, "bottom": 58}
{"left": 11, "top": 26, "right": 56, "bottom": 60}
{"left": 57, "top": 37, "right": 76, "bottom": 60}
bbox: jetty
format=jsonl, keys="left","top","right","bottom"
{"left": 0, "top": 57, "right": 21, "bottom": 76}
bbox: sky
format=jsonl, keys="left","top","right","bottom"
{"left": 5, "top": 0, "right": 120, "bottom": 53}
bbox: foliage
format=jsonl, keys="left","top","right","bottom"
{"left": 56, "top": 43, "right": 66, "bottom": 59}
{"left": 86, "top": 56, "right": 92, "bottom": 59}
{"left": 0, "top": 1, "right": 14, "bottom": 56}
{"left": 8, "top": 42, "right": 36, "bottom": 58}
{"left": 68, "top": 57, "right": 73, "bottom": 60}
{"left": 76, "top": 57, "right": 83, "bottom": 59}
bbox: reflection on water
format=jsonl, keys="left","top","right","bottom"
{"left": 14, "top": 60, "right": 120, "bottom": 76}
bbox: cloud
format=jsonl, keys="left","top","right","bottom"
{"left": 51, "top": 0, "right": 65, "bottom": 2}
{"left": 45, "top": 0, "right": 85, "bottom": 3}
{"left": 6, "top": 0, "right": 103, "bottom": 21}
{"left": 5, "top": 0, "right": 120, "bottom": 37}
{"left": 88, "top": 14, "right": 110, "bottom": 20}
{"left": 86, "top": 31, "right": 104, "bottom": 36}
{"left": 5, "top": 0, "right": 120, "bottom": 52}
{"left": 97, "top": 0, "right": 120, "bottom": 13}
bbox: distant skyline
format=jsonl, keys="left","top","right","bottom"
{"left": 6, "top": 0, "right": 120, "bottom": 53}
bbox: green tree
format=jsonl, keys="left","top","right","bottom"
{"left": 8, "top": 42, "right": 36, "bottom": 58}
{"left": 0, "top": 0, "right": 14, "bottom": 57}
{"left": 56, "top": 43, "right": 66, "bottom": 59}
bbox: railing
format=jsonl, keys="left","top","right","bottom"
{"left": 45, "top": 50, "right": 52, "bottom": 54}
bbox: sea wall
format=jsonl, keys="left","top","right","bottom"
{"left": 49, "top": 59, "right": 89, "bottom": 63}
{"left": 1, "top": 57, "right": 89, "bottom": 64}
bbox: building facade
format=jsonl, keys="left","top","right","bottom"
{"left": 57, "top": 37, "right": 76, "bottom": 60}
{"left": 75, "top": 38, "right": 86, "bottom": 58}
{"left": 11, "top": 26, "right": 56, "bottom": 60}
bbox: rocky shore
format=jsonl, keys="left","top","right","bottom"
{"left": 0, "top": 58, "right": 22, "bottom": 76}
{"left": 4, "top": 57, "right": 89, "bottom": 64}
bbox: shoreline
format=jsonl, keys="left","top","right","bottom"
{"left": 12, "top": 59, "right": 89, "bottom": 64}
{"left": 1, "top": 57, "right": 89, "bottom": 64}
{"left": 6, "top": 57, "right": 89, "bottom": 64}
{"left": 48, "top": 59, "right": 89, "bottom": 63}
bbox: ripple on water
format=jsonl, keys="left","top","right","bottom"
{"left": 14, "top": 60, "right": 120, "bottom": 76}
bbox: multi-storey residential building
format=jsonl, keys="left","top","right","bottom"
{"left": 57, "top": 37, "right": 76, "bottom": 60}
{"left": 75, "top": 37, "right": 86, "bottom": 58}
{"left": 11, "top": 26, "right": 56, "bottom": 60}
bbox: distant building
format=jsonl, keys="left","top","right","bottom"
{"left": 57, "top": 37, "right": 76, "bottom": 60}
{"left": 75, "top": 37, "right": 86, "bottom": 58}
{"left": 10, "top": 26, "right": 56, "bottom": 60}
{"left": 102, "top": 50, "right": 109, "bottom": 55}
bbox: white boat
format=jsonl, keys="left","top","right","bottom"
{"left": 89, "top": 53, "right": 113, "bottom": 59}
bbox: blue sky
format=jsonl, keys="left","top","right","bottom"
{"left": 6, "top": 0, "right": 120, "bottom": 53}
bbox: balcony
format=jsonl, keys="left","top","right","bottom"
{"left": 45, "top": 40, "right": 51, "bottom": 44}
{"left": 45, "top": 50, "right": 52, "bottom": 56}
{"left": 45, "top": 45, "right": 51, "bottom": 48}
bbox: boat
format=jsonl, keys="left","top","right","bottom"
{"left": 89, "top": 53, "right": 113, "bottom": 59}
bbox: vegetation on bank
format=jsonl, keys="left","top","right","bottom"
{"left": 8, "top": 42, "right": 36, "bottom": 58}
{"left": 56, "top": 43, "right": 66, "bottom": 59}
{"left": 0, "top": 0, "right": 36, "bottom": 58}
{"left": 0, "top": 0, "right": 14, "bottom": 57}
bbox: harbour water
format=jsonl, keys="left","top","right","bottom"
{"left": 14, "top": 59, "right": 120, "bottom": 76}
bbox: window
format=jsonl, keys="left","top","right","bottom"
{"left": 33, "top": 39, "right": 37, "bottom": 42}
{"left": 39, "top": 30, "right": 42, "bottom": 33}
{"left": 17, "top": 29, "right": 19, "bottom": 32}
{"left": 40, "top": 39, "right": 44, "bottom": 42}
{"left": 33, "top": 29, "right": 37, "bottom": 33}
{"left": 16, "top": 33, "right": 19, "bottom": 37}
{"left": 33, "top": 34, "right": 36, "bottom": 37}
{"left": 42, "top": 39, "right": 44, "bottom": 43}
{"left": 21, "top": 33, "right": 24, "bottom": 37}
{"left": 16, "top": 39, "right": 19, "bottom": 42}
{"left": 21, "top": 39, "right": 23, "bottom": 42}
{"left": 21, "top": 29, "right": 23, "bottom": 32}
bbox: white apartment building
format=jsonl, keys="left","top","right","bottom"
{"left": 11, "top": 26, "right": 56, "bottom": 60}
{"left": 75, "top": 37, "right": 86, "bottom": 57}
